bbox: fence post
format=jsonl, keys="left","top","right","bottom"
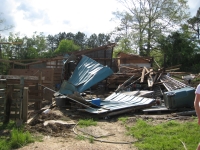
{"left": 22, "top": 87, "right": 28, "bottom": 122}
{"left": 19, "top": 77, "right": 24, "bottom": 120}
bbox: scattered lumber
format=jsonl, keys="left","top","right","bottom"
{"left": 27, "top": 101, "right": 56, "bottom": 124}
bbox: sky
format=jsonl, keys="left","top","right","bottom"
{"left": 0, "top": 0, "right": 200, "bottom": 37}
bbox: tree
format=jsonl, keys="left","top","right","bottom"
{"left": 113, "top": 38, "right": 135, "bottom": 57}
{"left": 66, "top": 32, "right": 75, "bottom": 40}
{"left": 46, "top": 35, "right": 56, "bottom": 52}
{"left": 111, "top": 11, "right": 135, "bottom": 52}
{"left": 156, "top": 25, "right": 199, "bottom": 71}
{"left": 97, "top": 33, "right": 111, "bottom": 46}
{"left": 0, "top": 13, "right": 13, "bottom": 32}
{"left": 54, "top": 39, "right": 80, "bottom": 55}
{"left": 114, "top": 0, "right": 190, "bottom": 56}
{"left": 87, "top": 33, "right": 98, "bottom": 48}
{"left": 187, "top": 7, "right": 200, "bottom": 39}
{"left": 74, "top": 31, "right": 87, "bottom": 49}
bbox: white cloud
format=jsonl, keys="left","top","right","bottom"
{"left": 2, "top": 0, "right": 123, "bottom": 36}
{"left": 0, "top": 0, "right": 199, "bottom": 37}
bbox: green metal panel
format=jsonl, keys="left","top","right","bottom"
{"left": 163, "top": 87, "right": 195, "bottom": 109}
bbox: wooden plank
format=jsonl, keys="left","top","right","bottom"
{"left": 0, "top": 59, "right": 26, "bottom": 66}
{"left": 7, "top": 83, "right": 29, "bottom": 88}
{"left": 147, "top": 77, "right": 153, "bottom": 87}
{"left": 23, "top": 87, "right": 28, "bottom": 122}
{"left": 29, "top": 90, "right": 43, "bottom": 95}
{"left": 42, "top": 80, "right": 53, "bottom": 84}
{"left": 29, "top": 99, "right": 43, "bottom": 102}
{"left": 153, "top": 74, "right": 158, "bottom": 83}
{"left": 165, "top": 68, "right": 180, "bottom": 72}
{"left": 144, "top": 66, "right": 150, "bottom": 73}
{"left": 0, "top": 75, "right": 45, "bottom": 80}
{"left": 150, "top": 69, "right": 153, "bottom": 75}
{"left": 140, "top": 68, "right": 146, "bottom": 83}
{"left": 29, "top": 95, "right": 43, "bottom": 99}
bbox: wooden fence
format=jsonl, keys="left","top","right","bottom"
{"left": 0, "top": 75, "right": 45, "bottom": 123}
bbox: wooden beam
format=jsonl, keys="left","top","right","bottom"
{"left": 165, "top": 64, "right": 181, "bottom": 70}
{"left": 140, "top": 68, "right": 146, "bottom": 83}
{"left": 144, "top": 66, "right": 150, "bottom": 73}
{"left": 147, "top": 77, "right": 153, "bottom": 87}
{"left": 0, "top": 75, "right": 45, "bottom": 80}
{"left": 165, "top": 68, "right": 180, "bottom": 72}
{"left": 22, "top": 87, "right": 28, "bottom": 122}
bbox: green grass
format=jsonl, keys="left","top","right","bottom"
{"left": 127, "top": 118, "right": 200, "bottom": 150}
{"left": 78, "top": 119, "right": 97, "bottom": 127}
{"left": 118, "top": 116, "right": 128, "bottom": 124}
{"left": 88, "top": 136, "right": 94, "bottom": 143}
{"left": 76, "top": 135, "right": 86, "bottom": 140}
{"left": 0, "top": 121, "right": 35, "bottom": 150}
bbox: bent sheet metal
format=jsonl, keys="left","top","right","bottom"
{"left": 59, "top": 55, "right": 113, "bottom": 95}
{"left": 79, "top": 92, "right": 155, "bottom": 116}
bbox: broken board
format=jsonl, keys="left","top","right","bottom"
{"left": 142, "top": 106, "right": 175, "bottom": 114}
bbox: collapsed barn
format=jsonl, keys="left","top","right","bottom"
{"left": 0, "top": 43, "right": 196, "bottom": 123}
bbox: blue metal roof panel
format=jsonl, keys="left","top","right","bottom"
{"left": 59, "top": 55, "right": 113, "bottom": 94}
{"left": 81, "top": 92, "right": 155, "bottom": 114}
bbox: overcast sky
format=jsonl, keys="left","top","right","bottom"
{"left": 0, "top": 0, "right": 200, "bottom": 37}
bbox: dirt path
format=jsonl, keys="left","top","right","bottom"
{"left": 19, "top": 109, "right": 137, "bottom": 150}
{"left": 19, "top": 105, "right": 194, "bottom": 150}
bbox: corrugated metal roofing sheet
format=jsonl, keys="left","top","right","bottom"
{"left": 80, "top": 92, "right": 155, "bottom": 115}
{"left": 59, "top": 55, "right": 113, "bottom": 94}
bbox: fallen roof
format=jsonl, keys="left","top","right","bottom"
{"left": 79, "top": 92, "right": 155, "bottom": 116}
{"left": 59, "top": 55, "right": 114, "bottom": 94}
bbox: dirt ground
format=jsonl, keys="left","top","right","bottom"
{"left": 17, "top": 105, "right": 194, "bottom": 150}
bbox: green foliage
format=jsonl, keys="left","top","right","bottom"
{"left": 78, "top": 119, "right": 97, "bottom": 127}
{"left": 113, "top": 0, "right": 190, "bottom": 56}
{"left": 187, "top": 7, "right": 200, "bottom": 39}
{"left": 0, "top": 121, "right": 15, "bottom": 130}
{"left": 118, "top": 117, "right": 128, "bottom": 124}
{"left": 113, "top": 38, "right": 136, "bottom": 58}
{"left": 54, "top": 39, "right": 80, "bottom": 55}
{"left": 128, "top": 118, "right": 200, "bottom": 150}
{"left": 156, "top": 26, "right": 200, "bottom": 71}
{"left": 74, "top": 31, "right": 87, "bottom": 49}
{"left": 88, "top": 136, "right": 94, "bottom": 143}
{"left": 9, "top": 128, "right": 34, "bottom": 149}
{"left": 0, "top": 121, "right": 35, "bottom": 150}
{"left": 150, "top": 49, "right": 164, "bottom": 69}
{"left": 76, "top": 135, "right": 85, "bottom": 140}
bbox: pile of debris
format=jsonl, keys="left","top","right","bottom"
{"left": 39, "top": 54, "right": 196, "bottom": 117}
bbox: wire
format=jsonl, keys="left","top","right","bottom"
{"left": 72, "top": 122, "right": 137, "bottom": 144}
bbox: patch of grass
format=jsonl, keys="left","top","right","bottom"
{"left": 88, "top": 136, "right": 94, "bottom": 143}
{"left": 0, "top": 121, "right": 16, "bottom": 130}
{"left": 9, "top": 128, "right": 34, "bottom": 149}
{"left": 78, "top": 119, "right": 97, "bottom": 127}
{"left": 118, "top": 117, "right": 128, "bottom": 124}
{"left": 127, "top": 118, "right": 200, "bottom": 150}
{"left": 76, "top": 135, "right": 85, "bottom": 140}
{"left": 0, "top": 121, "right": 35, "bottom": 150}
